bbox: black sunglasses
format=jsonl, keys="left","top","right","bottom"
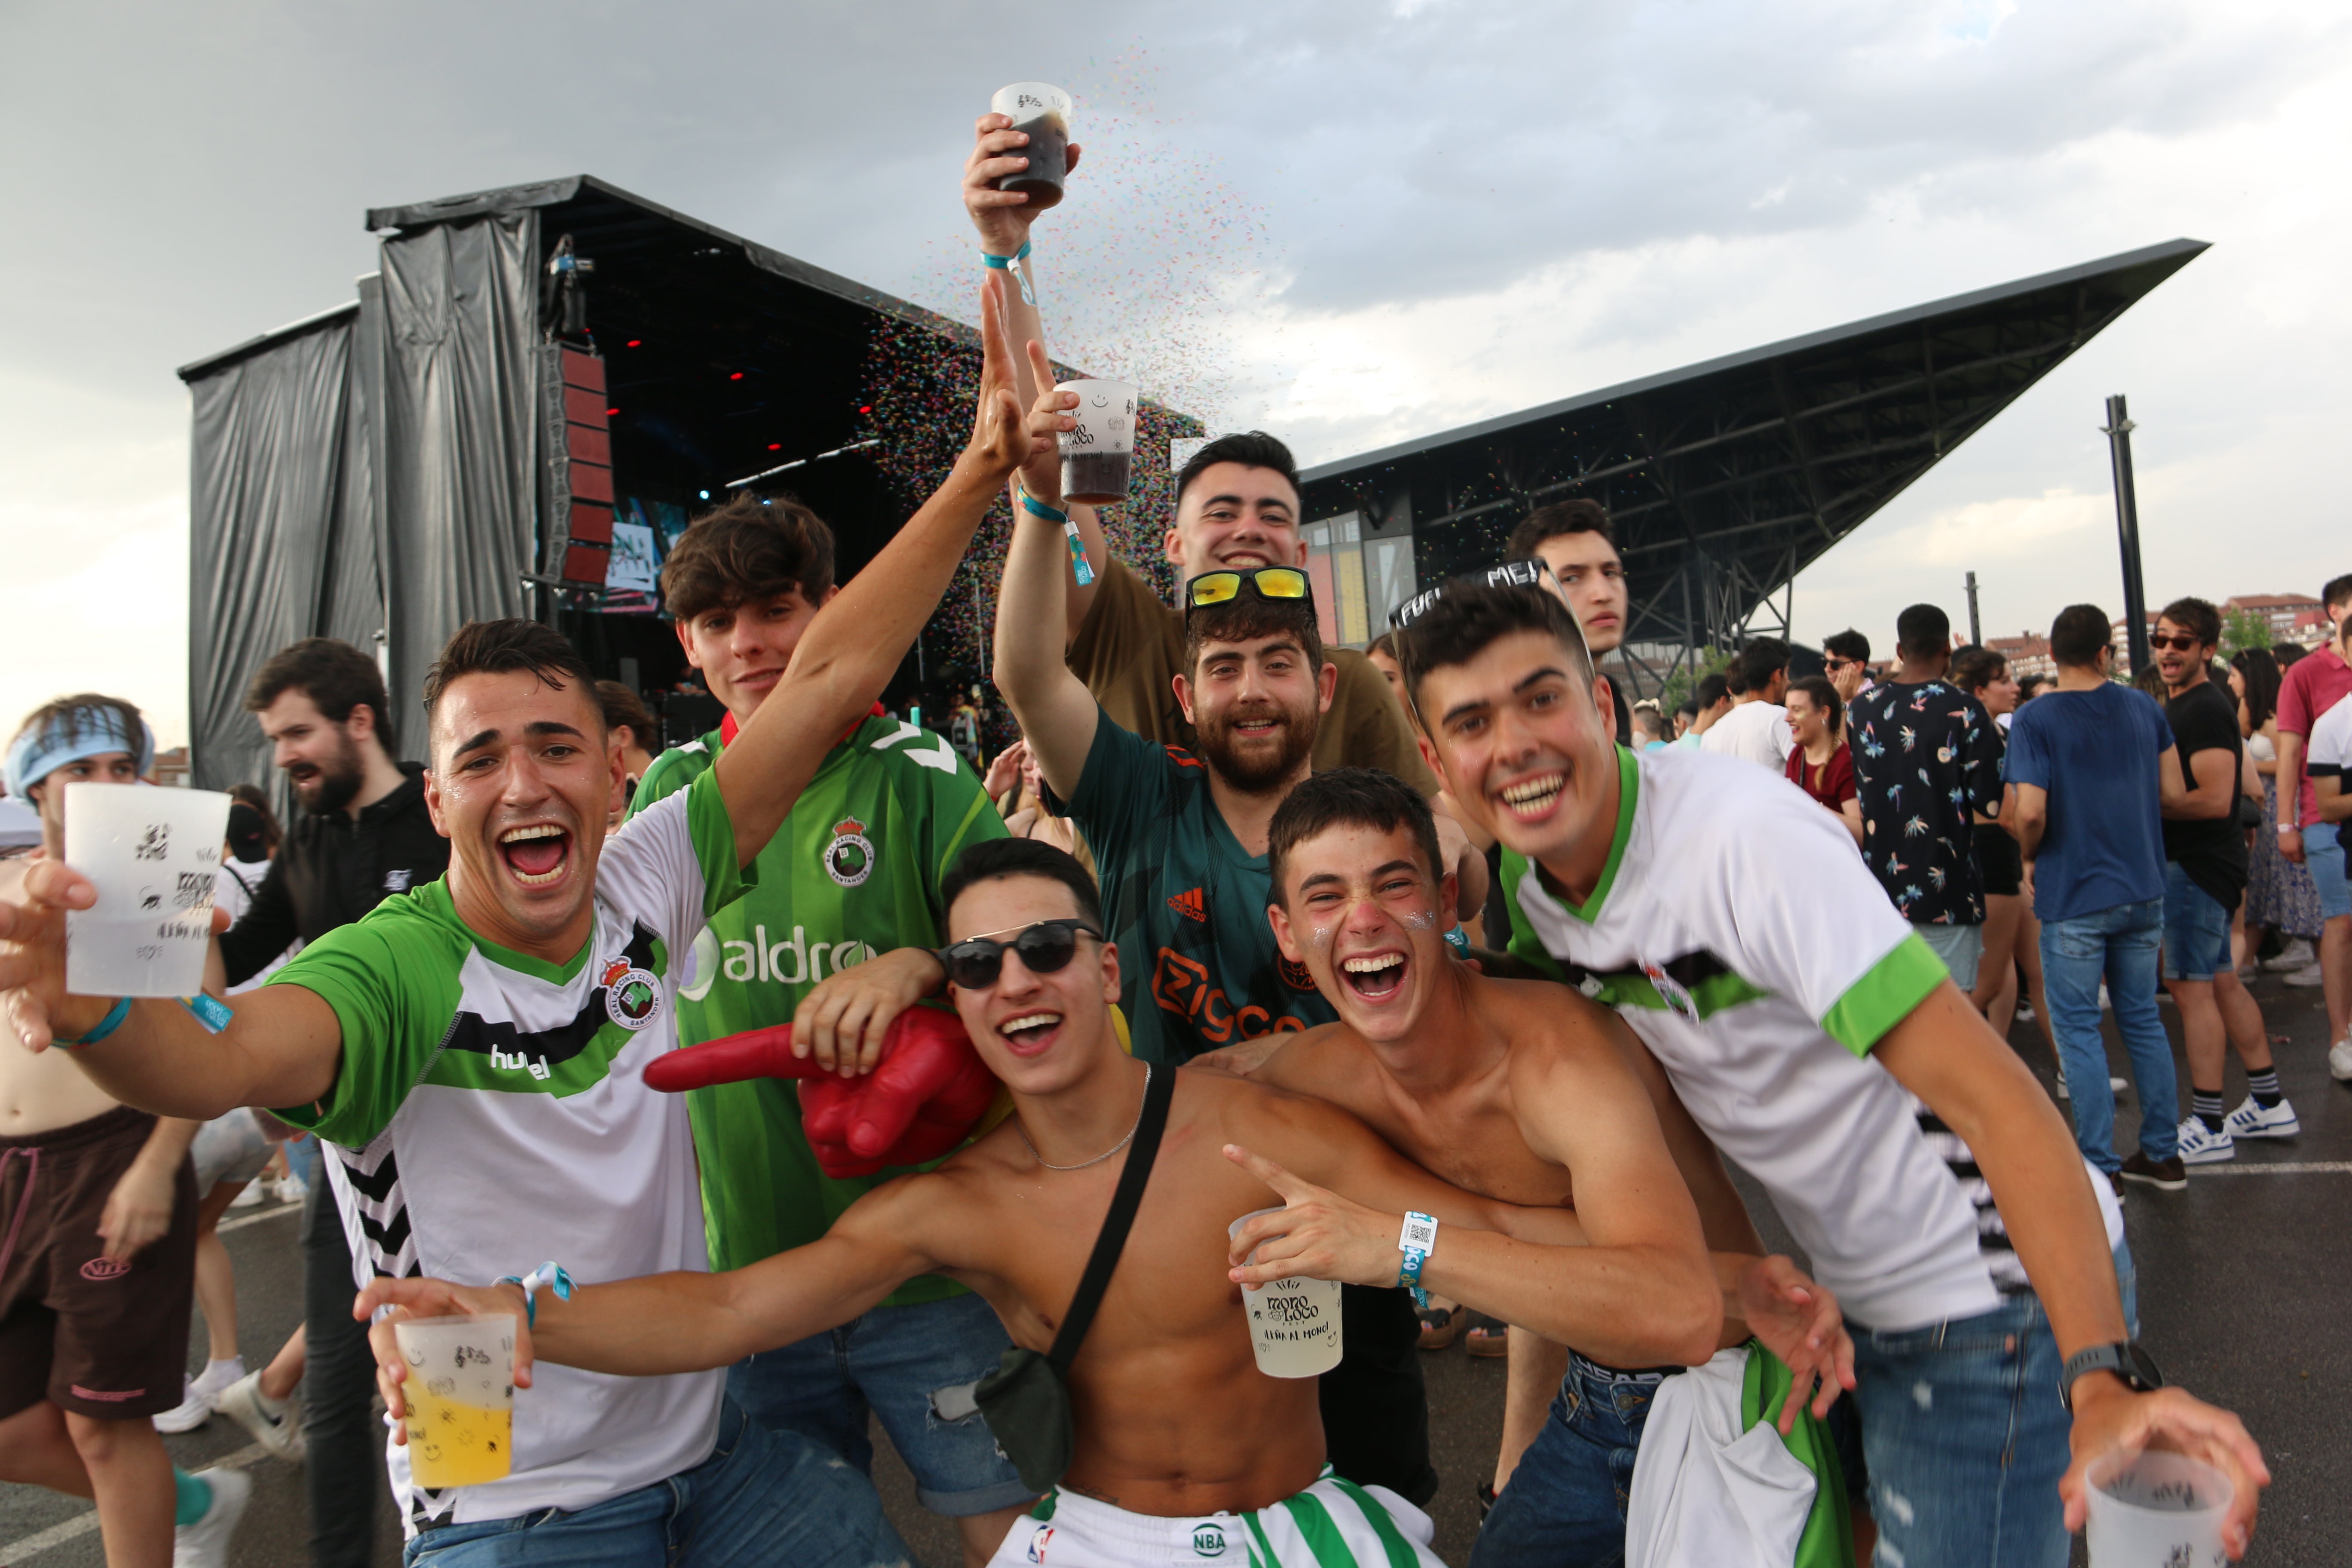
{"left": 1387, "top": 558, "right": 1557, "bottom": 631}
{"left": 2149, "top": 634, "right": 2206, "bottom": 654}
{"left": 936, "top": 919, "right": 1104, "bottom": 989}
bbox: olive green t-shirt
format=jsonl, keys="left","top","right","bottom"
{"left": 1066, "top": 554, "right": 1441, "bottom": 797}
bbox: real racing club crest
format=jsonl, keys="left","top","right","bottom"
{"left": 602, "top": 958, "right": 662, "bottom": 1030}
{"left": 824, "top": 816, "right": 876, "bottom": 888}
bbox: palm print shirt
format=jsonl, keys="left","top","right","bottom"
{"left": 1848, "top": 680, "right": 2003, "bottom": 926}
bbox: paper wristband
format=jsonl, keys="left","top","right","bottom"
{"left": 1397, "top": 1211, "right": 1438, "bottom": 1308}
{"left": 181, "top": 994, "right": 233, "bottom": 1034}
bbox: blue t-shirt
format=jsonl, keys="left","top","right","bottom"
{"left": 2004, "top": 684, "right": 2175, "bottom": 923}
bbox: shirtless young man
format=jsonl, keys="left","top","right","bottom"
{"left": 1222, "top": 766, "right": 1853, "bottom": 1564}
{"left": 357, "top": 837, "right": 1722, "bottom": 1568}
{"left": 0, "top": 697, "right": 246, "bottom": 1568}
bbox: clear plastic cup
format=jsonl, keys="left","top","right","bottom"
{"left": 1058, "top": 380, "right": 1138, "bottom": 505}
{"left": 990, "top": 83, "right": 1073, "bottom": 211}
{"left": 393, "top": 1313, "right": 518, "bottom": 1489}
{"left": 62, "top": 784, "right": 230, "bottom": 997}
{"left": 1228, "top": 1207, "right": 1343, "bottom": 1378}
{"left": 2084, "top": 1450, "right": 2232, "bottom": 1568}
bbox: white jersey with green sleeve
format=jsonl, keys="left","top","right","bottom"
{"left": 265, "top": 769, "right": 745, "bottom": 1534}
{"left": 1500, "top": 745, "right": 2119, "bottom": 1333}
{"left": 628, "top": 714, "right": 1005, "bottom": 1295}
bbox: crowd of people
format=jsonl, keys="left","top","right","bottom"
{"left": 0, "top": 107, "right": 2323, "bottom": 1568}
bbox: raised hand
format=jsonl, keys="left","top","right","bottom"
{"left": 355, "top": 1277, "right": 533, "bottom": 1436}
{"left": 1734, "top": 1255, "right": 1856, "bottom": 1435}
{"left": 1222, "top": 1144, "right": 1402, "bottom": 1290}
{"left": 965, "top": 273, "right": 1047, "bottom": 484}
{"left": 964, "top": 112, "right": 1084, "bottom": 257}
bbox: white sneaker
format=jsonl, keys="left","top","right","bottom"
{"left": 2225, "top": 1096, "right": 2300, "bottom": 1140}
{"left": 2263, "top": 938, "right": 2316, "bottom": 971}
{"left": 2331, "top": 1038, "right": 2352, "bottom": 1081}
{"left": 172, "top": 1465, "right": 250, "bottom": 1568}
{"left": 215, "top": 1370, "right": 305, "bottom": 1460}
{"left": 2112, "top": 1076, "right": 2130, "bottom": 1094}
{"left": 2285, "top": 964, "right": 2329, "bottom": 988}
{"left": 273, "top": 1172, "right": 309, "bottom": 1205}
{"left": 2055, "top": 1065, "right": 2070, "bottom": 1099}
{"left": 2015, "top": 1001, "right": 2036, "bottom": 1023}
{"left": 2099, "top": 983, "right": 2112, "bottom": 1011}
{"left": 2176, "top": 1117, "right": 2235, "bottom": 1164}
{"left": 227, "top": 1180, "right": 265, "bottom": 1209}
{"left": 153, "top": 1359, "right": 244, "bottom": 1434}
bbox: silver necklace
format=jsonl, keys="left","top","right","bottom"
{"left": 1014, "top": 1066, "right": 1152, "bottom": 1172}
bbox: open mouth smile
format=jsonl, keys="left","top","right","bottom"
{"left": 498, "top": 822, "right": 573, "bottom": 888}
{"left": 1341, "top": 950, "right": 1407, "bottom": 1001}
{"left": 996, "top": 1011, "right": 1064, "bottom": 1056}
{"left": 1496, "top": 772, "right": 1565, "bottom": 821}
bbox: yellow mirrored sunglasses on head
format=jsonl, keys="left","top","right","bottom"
{"left": 1183, "top": 567, "right": 1313, "bottom": 613}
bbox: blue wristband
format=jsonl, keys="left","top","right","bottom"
{"left": 181, "top": 993, "right": 233, "bottom": 1033}
{"left": 978, "top": 239, "right": 1033, "bottom": 269}
{"left": 493, "top": 1262, "right": 576, "bottom": 1328}
{"left": 57, "top": 996, "right": 131, "bottom": 1049}
{"left": 1014, "top": 484, "right": 1068, "bottom": 525}
{"left": 1397, "top": 1212, "right": 1438, "bottom": 1309}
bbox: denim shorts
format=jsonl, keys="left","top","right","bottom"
{"left": 2307, "top": 821, "right": 2352, "bottom": 919}
{"left": 1468, "top": 1352, "right": 1669, "bottom": 1568}
{"left": 727, "top": 1289, "right": 1032, "bottom": 1516}
{"left": 2161, "top": 862, "right": 2235, "bottom": 980}
{"left": 1914, "top": 920, "right": 1984, "bottom": 992}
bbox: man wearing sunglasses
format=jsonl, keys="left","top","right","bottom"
{"left": 628, "top": 492, "right": 1029, "bottom": 1567}
{"left": 356, "top": 836, "right": 1722, "bottom": 1568}
{"left": 992, "top": 390, "right": 1445, "bottom": 1504}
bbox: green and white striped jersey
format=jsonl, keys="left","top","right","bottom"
{"left": 267, "top": 770, "right": 741, "bottom": 1533}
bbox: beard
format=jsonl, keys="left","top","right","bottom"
{"left": 288, "top": 730, "right": 365, "bottom": 816}
{"left": 1194, "top": 699, "right": 1317, "bottom": 793}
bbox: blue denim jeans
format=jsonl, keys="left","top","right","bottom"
{"left": 2160, "top": 863, "right": 2234, "bottom": 981}
{"left": 401, "top": 1398, "right": 913, "bottom": 1568}
{"left": 728, "top": 1289, "right": 1032, "bottom": 1515}
{"left": 1847, "top": 1243, "right": 2138, "bottom": 1568}
{"left": 2039, "top": 897, "right": 2178, "bottom": 1169}
{"left": 1468, "top": 1354, "right": 1667, "bottom": 1568}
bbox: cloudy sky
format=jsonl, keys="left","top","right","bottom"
{"left": 4, "top": 0, "right": 2347, "bottom": 749}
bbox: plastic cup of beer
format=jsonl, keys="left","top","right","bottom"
{"left": 1058, "top": 380, "right": 1138, "bottom": 505}
{"left": 991, "top": 82, "right": 1072, "bottom": 210}
{"left": 62, "top": 784, "right": 230, "bottom": 998}
{"left": 1228, "top": 1207, "right": 1344, "bottom": 1378}
{"left": 2084, "top": 1450, "right": 2231, "bottom": 1568}
{"left": 394, "top": 1314, "right": 518, "bottom": 1489}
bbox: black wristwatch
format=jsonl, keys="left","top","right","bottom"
{"left": 2060, "top": 1341, "right": 2163, "bottom": 1410}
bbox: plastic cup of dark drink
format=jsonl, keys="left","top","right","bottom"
{"left": 991, "top": 83, "right": 1072, "bottom": 211}
{"left": 1057, "top": 380, "right": 1137, "bottom": 505}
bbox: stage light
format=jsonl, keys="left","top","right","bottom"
{"left": 626, "top": 339, "right": 642, "bottom": 347}
{"left": 859, "top": 405, "right": 872, "bottom": 413}
{"left": 768, "top": 443, "right": 781, "bottom": 450}
{"left": 607, "top": 407, "right": 620, "bottom": 416}
{"left": 699, "top": 490, "right": 710, "bottom": 500}
{"left": 729, "top": 372, "right": 744, "bottom": 381}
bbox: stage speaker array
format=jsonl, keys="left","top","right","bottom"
{"left": 539, "top": 345, "right": 616, "bottom": 586}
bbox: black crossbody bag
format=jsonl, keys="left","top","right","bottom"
{"left": 930, "top": 1064, "right": 1175, "bottom": 1495}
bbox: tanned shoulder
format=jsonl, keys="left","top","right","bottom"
{"left": 1474, "top": 974, "right": 1657, "bottom": 1156}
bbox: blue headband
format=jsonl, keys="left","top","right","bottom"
{"left": 5, "top": 705, "right": 156, "bottom": 799}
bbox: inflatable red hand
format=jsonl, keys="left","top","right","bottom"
{"left": 643, "top": 1010, "right": 999, "bottom": 1179}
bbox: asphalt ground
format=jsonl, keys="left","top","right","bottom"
{"left": 6, "top": 966, "right": 2345, "bottom": 1566}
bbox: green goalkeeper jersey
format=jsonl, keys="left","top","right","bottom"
{"left": 631, "top": 712, "right": 1006, "bottom": 1303}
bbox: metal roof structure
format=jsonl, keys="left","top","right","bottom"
{"left": 1297, "top": 238, "right": 2207, "bottom": 689}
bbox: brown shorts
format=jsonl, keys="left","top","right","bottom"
{"left": 0, "top": 1104, "right": 197, "bottom": 1421}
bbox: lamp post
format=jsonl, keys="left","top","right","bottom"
{"left": 2102, "top": 395, "right": 2150, "bottom": 677}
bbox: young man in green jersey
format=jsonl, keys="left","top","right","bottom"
{"left": 633, "top": 491, "right": 1029, "bottom": 1565}
{"left": 0, "top": 278, "right": 1043, "bottom": 1567}
{"left": 356, "top": 835, "right": 1721, "bottom": 1568}
{"left": 1398, "top": 580, "right": 2269, "bottom": 1566}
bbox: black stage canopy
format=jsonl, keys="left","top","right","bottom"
{"left": 1295, "top": 238, "right": 2206, "bottom": 694}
